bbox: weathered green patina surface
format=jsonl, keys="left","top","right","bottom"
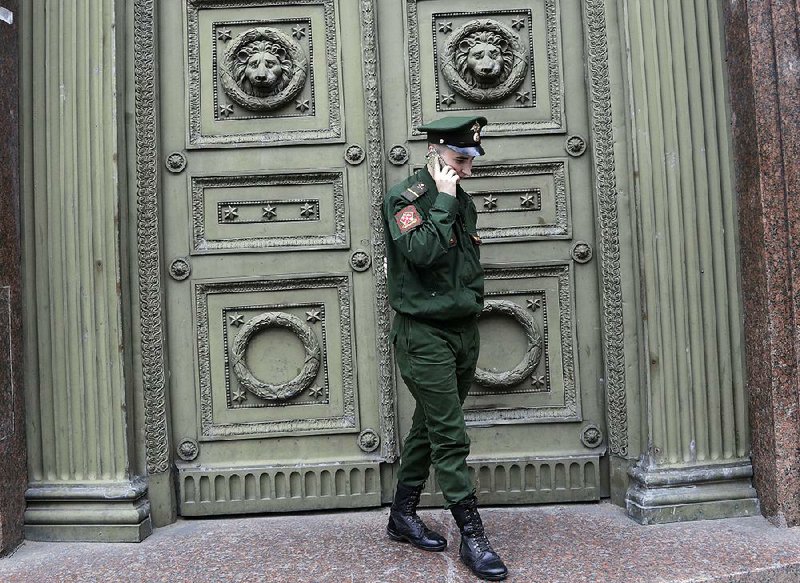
{"left": 17, "top": 0, "right": 753, "bottom": 539}
{"left": 153, "top": 0, "right": 610, "bottom": 518}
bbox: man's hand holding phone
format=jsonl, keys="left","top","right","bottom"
{"left": 429, "top": 151, "right": 458, "bottom": 197}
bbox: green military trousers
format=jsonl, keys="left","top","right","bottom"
{"left": 392, "top": 313, "right": 480, "bottom": 508}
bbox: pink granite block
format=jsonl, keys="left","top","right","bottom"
{"left": 0, "top": 0, "right": 27, "bottom": 557}
{"left": 724, "top": 0, "right": 800, "bottom": 526}
{"left": 2, "top": 505, "right": 800, "bottom": 582}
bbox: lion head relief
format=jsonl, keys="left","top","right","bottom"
{"left": 233, "top": 40, "right": 294, "bottom": 98}
{"left": 440, "top": 19, "right": 529, "bottom": 104}
{"left": 219, "top": 26, "right": 308, "bottom": 112}
{"left": 455, "top": 31, "right": 513, "bottom": 89}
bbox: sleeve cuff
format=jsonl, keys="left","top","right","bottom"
{"left": 432, "top": 191, "right": 459, "bottom": 215}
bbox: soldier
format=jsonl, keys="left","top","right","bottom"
{"left": 382, "top": 116, "right": 508, "bottom": 581}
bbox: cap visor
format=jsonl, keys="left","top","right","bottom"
{"left": 446, "top": 145, "right": 484, "bottom": 157}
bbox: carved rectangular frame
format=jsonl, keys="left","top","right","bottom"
{"left": 221, "top": 302, "right": 330, "bottom": 409}
{"left": 470, "top": 159, "right": 571, "bottom": 241}
{"left": 194, "top": 274, "right": 357, "bottom": 439}
{"left": 190, "top": 171, "right": 349, "bottom": 252}
{"left": 406, "top": 0, "right": 565, "bottom": 136}
{"left": 465, "top": 263, "right": 579, "bottom": 424}
{"left": 185, "top": 0, "right": 342, "bottom": 147}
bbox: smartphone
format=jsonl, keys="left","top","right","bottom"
{"left": 425, "top": 148, "right": 450, "bottom": 173}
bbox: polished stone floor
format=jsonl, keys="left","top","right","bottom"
{"left": 1, "top": 502, "right": 800, "bottom": 582}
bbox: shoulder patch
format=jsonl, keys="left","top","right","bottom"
{"left": 394, "top": 204, "right": 423, "bottom": 233}
{"left": 401, "top": 182, "right": 428, "bottom": 202}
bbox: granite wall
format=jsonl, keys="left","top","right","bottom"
{"left": 0, "top": 0, "right": 27, "bottom": 556}
{"left": 724, "top": 0, "right": 800, "bottom": 527}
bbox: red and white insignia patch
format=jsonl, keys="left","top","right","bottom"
{"left": 395, "top": 204, "right": 422, "bottom": 233}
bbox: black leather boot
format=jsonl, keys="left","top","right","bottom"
{"left": 450, "top": 495, "right": 508, "bottom": 581}
{"left": 386, "top": 482, "right": 447, "bottom": 552}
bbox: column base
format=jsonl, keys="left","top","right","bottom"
{"left": 24, "top": 477, "right": 152, "bottom": 542}
{"left": 625, "top": 460, "right": 760, "bottom": 524}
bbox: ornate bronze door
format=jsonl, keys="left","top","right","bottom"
{"left": 162, "top": 0, "right": 388, "bottom": 515}
{"left": 162, "top": 0, "right": 607, "bottom": 516}
{"left": 379, "top": 0, "right": 608, "bottom": 505}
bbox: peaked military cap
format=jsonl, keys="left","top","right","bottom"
{"left": 418, "top": 115, "right": 488, "bottom": 157}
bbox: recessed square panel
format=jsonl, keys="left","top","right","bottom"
{"left": 194, "top": 275, "right": 357, "bottom": 439}
{"left": 186, "top": 0, "right": 342, "bottom": 147}
{"left": 190, "top": 171, "right": 349, "bottom": 252}
{"left": 432, "top": 10, "right": 535, "bottom": 112}
{"left": 407, "top": 0, "right": 564, "bottom": 136}
{"left": 212, "top": 18, "right": 316, "bottom": 121}
{"left": 465, "top": 263, "right": 579, "bottom": 424}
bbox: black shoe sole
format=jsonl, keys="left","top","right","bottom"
{"left": 464, "top": 567, "right": 508, "bottom": 581}
{"left": 460, "top": 558, "right": 508, "bottom": 581}
{"left": 386, "top": 526, "right": 447, "bottom": 552}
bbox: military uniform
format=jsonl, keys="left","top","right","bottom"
{"left": 383, "top": 163, "right": 483, "bottom": 505}
{"left": 382, "top": 116, "right": 508, "bottom": 581}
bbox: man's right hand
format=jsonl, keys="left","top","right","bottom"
{"left": 431, "top": 155, "right": 458, "bottom": 197}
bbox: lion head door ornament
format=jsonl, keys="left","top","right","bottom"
{"left": 440, "top": 18, "right": 529, "bottom": 104}
{"left": 219, "top": 27, "right": 308, "bottom": 112}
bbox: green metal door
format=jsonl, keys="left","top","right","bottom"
{"left": 161, "top": 0, "right": 386, "bottom": 515}
{"left": 378, "top": 0, "right": 607, "bottom": 505}
{"left": 162, "top": 0, "right": 606, "bottom": 516}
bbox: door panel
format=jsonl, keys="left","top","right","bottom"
{"left": 162, "top": 0, "right": 608, "bottom": 516}
{"left": 379, "top": 0, "right": 607, "bottom": 505}
{"left": 162, "top": 0, "right": 383, "bottom": 515}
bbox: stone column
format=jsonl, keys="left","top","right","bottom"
{"left": 621, "top": 0, "right": 758, "bottom": 523}
{"left": 724, "top": 1, "right": 800, "bottom": 527}
{"left": 20, "top": 0, "right": 151, "bottom": 541}
{"left": 0, "top": 0, "right": 27, "bottom": 556}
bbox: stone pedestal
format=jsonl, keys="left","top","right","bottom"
{"left": 0, "top": 0, "right": 26, "bottom": 557}
{"left": 724, "top": 1, "right": 800, "bottom": 527}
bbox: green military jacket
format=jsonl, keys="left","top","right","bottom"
{"left": 382, "top": 167, "right": 484, "bottom": 322}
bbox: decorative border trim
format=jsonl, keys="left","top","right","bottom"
{"left": 191, "top": 171, "right": 348, "bottom": 252}
{"left": 361, "top": 0, "right": 397, "bottom": 462}
{"left": 194, "top": 275, "right": 356, "bottom": 438}
{"left": 186, "top": 0, "right": 342, "bottom": 147}
{"left": 177, "top": 462, "right": 381, "bottom": 515}
{"left": 134, "top": 0, "right": 170, "bottom": 475}
{"left": 418, "top": 455, "right": 602, "bottom": 506}
{"left": 585, "top": 0, "right": 626, "bottom": 456}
